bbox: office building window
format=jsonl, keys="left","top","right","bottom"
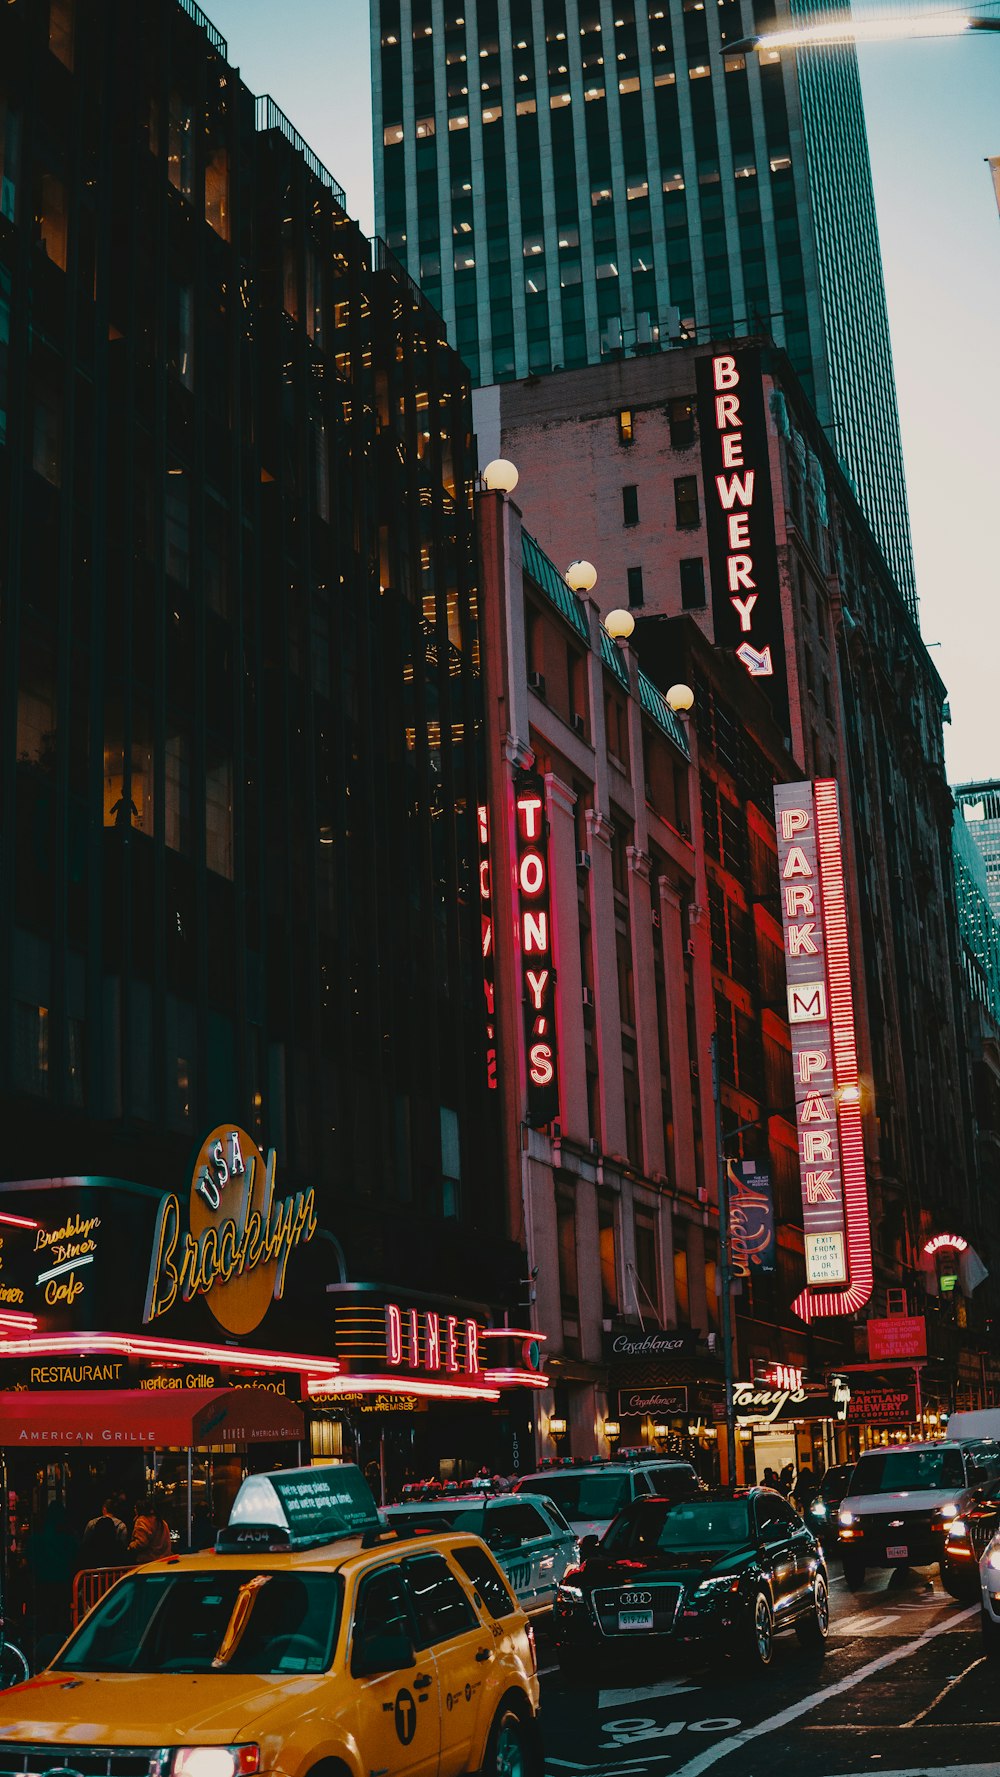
{"left": 669, "top": 397, "right": 695, "bottom": 449}
{"left": 679, "top": 557, "right": 706, "bottom": 608}
{"left": 633, "top": 1209, "right": 659, "bottom": 1316}
{"left": 627, "top": 565, "right": 644, "bottom": 607}
{"left": 618, "top": 408, "right": 634, "bottom": 446}
{"left": 622, "top": 483, "right": 639, "bottom": 526}
{"left": 673, "top": 1224, "right": 689, "bottom": 1320}
{"left": 674, "top": 476, "right": 699, "bottom": 528}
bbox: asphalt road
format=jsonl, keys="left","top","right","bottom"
{"left": 536, "top": 1561, "right": 991, "bottom": 1777}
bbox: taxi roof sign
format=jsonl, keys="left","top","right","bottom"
{"left": 224, "top": 1464, "right": 381, "bottom": 1550}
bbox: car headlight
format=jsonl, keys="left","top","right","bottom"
{"left": 946, "top": 1520, "right": 967, "bottom": 1541}
{"left": 811, "top": 1501, "right": 828, "bottom": 1518}
{"left": 172, "top": 1751, "right": 261, "bottom": 1777}
{"left": 937, "top": 1502, "right": 959, "bottom": 1521}
{"left": 694, "top": 1576, "right": 740, "bottom": 1595}
{"left": 838, "top": 1508, "right": 854, "bottom": 1526}
{"left": 557, "top": 1583, "right": 584, "bottom": 1603}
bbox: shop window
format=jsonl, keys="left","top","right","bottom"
{"left": 205, "top": 145, "right": 229, "bottom": 240}
{"left": 48, "top": 0, "right": 74, "bottom": 67}
{"left": 14, "top": 1002, "right": 48, "bottom": 1094}
{"left": 599, "top": 1190, "right": 619, "bottom": 1312}
{"left": 633, "top": 1209, "right": 659, "bottom": 1316}
{"left": 627, "top": 565, "right": 644, "bottom": 607}
{"left": 168, "top": 92, "right": 195, "bottom": 201}
{"left": 674, "top": 475, "right": 699, "bottom": 528}
{"left": 205, "top": 755, "right": 234, "bottom": 879}
{"left": 680, "top": 557, "right": 706, "bottom": 608}
{"left": 622, "top": 483, "right": 639, "bottom": 526}
{"left": 37, "top": 173, "right": 68, "bottom": 268}
{"left": 669, "top": 396, "right": 695, "bottom": 449}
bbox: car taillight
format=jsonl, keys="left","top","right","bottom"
{"left": 561, "top": 1564, "right": 583, "bottom": 1584}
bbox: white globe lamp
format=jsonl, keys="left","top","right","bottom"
{"left": 605, "top": 608, "right": 636, "bottom": 642}
{"left": 565, "top": 559, "right": 598, "bottom": 594}
{"left": 666, "top": 683, "right": 695, "bottom": 713}
{"left": 482, "top": 458, "right": 519, "bottom": 493}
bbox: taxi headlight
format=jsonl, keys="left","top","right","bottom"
{"left": 838, "top": 1508, "right": 854, "bottom": 1526}
{"left": 173, "top": 1748, "right": 261, "bottom": 1777}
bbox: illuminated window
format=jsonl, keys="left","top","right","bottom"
{"left": 618, "top": 408, "right": 633, "bottom": 445}
{"left": 383, "top": 122, "right": 404, "bottom": 145}
{"left": 673, "top": 1226, "right": 689, "bottom": 1319}
{"left": 205, "top": 146, "right": 229, "bottom": 240}
{"left": 599, "top": 1193, "right": 618, "bottom": 1311}
{"left": 48, "top": 0, "right": 74, "bottom": 69}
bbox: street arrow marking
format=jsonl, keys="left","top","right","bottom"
{"left": 736, "top": 641, "right": 774, "bottom": 676}
{"left": 599, "top": 1680, "right": 700, "bottom": 1709}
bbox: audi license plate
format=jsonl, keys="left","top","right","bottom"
{"left": 618, "top": 1608, "right": 654, "bottom": 1631}
{"left": 886, "top": 1543, "right": 908, "bottom": 1560}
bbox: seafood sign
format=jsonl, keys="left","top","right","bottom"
{"left": 726, "top": 1159, "right": 775, "bottom": 1276}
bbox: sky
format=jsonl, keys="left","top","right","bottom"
{"left": 205, "top": 1, "right": 1000, "bottom": 785}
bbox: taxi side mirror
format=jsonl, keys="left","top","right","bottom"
{"left": 352, "top": 1630, "right": 416, "bottom": 1678}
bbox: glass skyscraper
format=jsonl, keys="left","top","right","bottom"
{"left": 372, "top": 0, "right": 916, "bottom": 611}
{"left": 956, "top": 784, "right": 1000, "bottom": 926}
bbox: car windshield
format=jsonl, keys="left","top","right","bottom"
{"left": 602, "top": 1498, "right": 751, "bottom": 1554}
{"left": 518, "top": 1473, "right": 631, "bottom": 1520}
{"left": 822, "top": 1466, "right": 855, "bottom": 1497}
{"left": 55, "top": 1570, "right": 343, "bottom": 1675}
{"left": 847, "top": 1448, "right": 965, "bottom": 1495}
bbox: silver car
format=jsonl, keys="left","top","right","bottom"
{"left": 383, "top": 1492, "right": 579, "bottom": 1617}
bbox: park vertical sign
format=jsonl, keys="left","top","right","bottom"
{"left": 773, "top": 780, "right": 873, "bottom": 1322}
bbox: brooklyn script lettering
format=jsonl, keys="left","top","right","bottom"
{"left": 143, "top": 1148, "right": 317, "bottom": 1322}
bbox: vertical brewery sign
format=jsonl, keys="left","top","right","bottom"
{"left": 773, "top": 780, "right": 872, "bottom": 1317}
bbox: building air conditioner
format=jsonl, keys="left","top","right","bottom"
{"left": 576, "top": 849, "right": 592, "bottom": 871}
{"left": 528, "top": 670, "right": 545, "bottom": 694}
{"left": 582, "top": 987, "right": 595, "bottom": 1008}
{"left": 571, "top": 711, "right": 587, "bottom": 735}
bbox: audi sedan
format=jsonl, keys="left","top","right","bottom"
{"left": 553, "top": 1486, "right": 828, "bottom": 1680}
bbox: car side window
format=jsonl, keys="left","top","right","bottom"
{"left": 453, "top": 1545, "right": 519, "bottom": 1619}
{"left": 544, "top": 1501, "right": 574, "bottom": 1534}
{"left": 487, "top": 1502, "right": 549, "bottom": 1548}
{"left": 351, "top": 1565, "right": 413, "bottom": 1675}
{"left": 402, "top": 1552, "right": 480, "bottom": 1647}
{"left": 756, "top": 1498, "right": 793, "bottom": 1541}
{"left": 633, "top": 1471, "right": 652, "bottom": 1495}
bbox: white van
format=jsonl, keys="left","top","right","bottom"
{"left": 943, "top": 1410, "right": 1000, "bottom": 1441}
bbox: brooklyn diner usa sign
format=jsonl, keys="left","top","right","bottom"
{"left": 773, "top": 780, "right": 872, "bottom": 1321}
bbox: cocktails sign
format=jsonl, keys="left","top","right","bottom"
{"left": 773, "top": 780, "right": 872, "bottom": 1321}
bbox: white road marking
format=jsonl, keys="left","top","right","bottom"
{"left": 599, "top": 1679, "right": 700, "bottom": 1708}
{"left": 830, "top": 1612, "right": 898, "bottom": 1636}
{"left": 822, "top": 1769, "right": 1000, "bottom": 1776}
{"left": 666, "top": 1602, "right": 977, "bottom": 1777}
{"left": 902, "top": 1652, "right": 986, "bottom": 1727}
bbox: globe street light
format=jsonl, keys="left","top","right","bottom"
{"left": 604, "top": 608, "right": 636, "bottom": 641}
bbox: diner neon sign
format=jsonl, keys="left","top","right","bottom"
{"left": 515, "top": 772, "right": 560, "bottom": 1126}
{"left": 773, "top": 780, "right": 872, "bottom": 1320}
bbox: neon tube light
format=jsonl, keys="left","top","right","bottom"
{"left": 483, "top": 1368, "right": 549, "bottom": 1389}
{"left": 0, "top": 1331, "right": 340, "bottom": 1380}
{"left": 479, "top": 1328, "right": 548, "bottom": 1341}
{"left": 0, "top": 1212, "right": 41, "bottom": 1230}
{"left": 306, "top": 1374, "right": 500, "bottom": 1403}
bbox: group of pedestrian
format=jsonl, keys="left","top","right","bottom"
{"left": 761, "top": 1461, "right": 822, "bottom": 1512}
{"left": 79, "top": 1493, "right": 172, "bottom": 1566}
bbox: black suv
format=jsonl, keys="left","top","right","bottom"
{"left": 554, "top": 1486, "right": 828, "bottom": 1678}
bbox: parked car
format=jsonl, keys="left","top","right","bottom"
{"left": 383, "top": 1491, "right": 579, "bottom": 1617}
{"left": 837, "top": 1437, "right": 1000, "bottom": 1590}
{"left": 515, "top": 1458, "right": 701, "bottom": 1541}
{"left": 801, "top": 1462, "right": 855, "bottom": 1546}
{"left": 553, "top": 1486, "right": 828, "bottom": 1679}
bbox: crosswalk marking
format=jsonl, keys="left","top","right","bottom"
{"left": 830, "top": 1611, "right": 898, "bottom": 1635}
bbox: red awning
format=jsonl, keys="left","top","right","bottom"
{"left": 0, "top": 1388, "right": 304, "bottom": 1448}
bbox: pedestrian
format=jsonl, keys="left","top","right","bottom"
{"left": 127, "top": 1495, "right": 171, "bottom": 1564}
{"left": 762, "top": 1466, "right": 779, "bottom": 1490}
{"left": 778, "top": 1463, "right": 794, "bottom": 1497}
{"left": 79, "top": 1497, "right": 128, "bottom": 1569}
{"left": 793, "top": 1463, "right": 819, "bottom": 1514}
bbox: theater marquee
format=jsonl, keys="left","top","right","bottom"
{"left": 773, "top": 780, "right": 872, "bottom": 1320}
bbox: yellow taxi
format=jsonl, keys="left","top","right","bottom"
{"left": 0, "top": 1467, "right": 541, "bottom": 1777}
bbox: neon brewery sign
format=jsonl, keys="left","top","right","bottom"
{"left": 477, "top": 804, "right": 498, "bottom": 1091}
{"left": 144, "top": 1125, "right": 317, "bottom": 1334}
{"left": 515, "top": 772, "right": 559, "bottom": 1126}
{"left": 695, "top": 348, "right": 788, "bottom": 724}
{"left": 773, "top": 780, "right": 872, "bottom": 1321}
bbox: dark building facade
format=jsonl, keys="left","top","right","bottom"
{"left": 0, "top": 0, "right": 512, "bottom": 1340}
{"left": 372, "top": 0, "right": 915, "bottom": 609}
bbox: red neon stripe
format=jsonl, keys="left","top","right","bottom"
{"left": 0, "top": 1212, "right": 40, "bottom": 1230}
{"left": 483, "top": 1368, "right": 550, "bottom": 1388}
{"left": 793, "top": 779, "right": 872, "bottom": 1322}
{"left": 305, "top": 1374, "right": 500, "bottom": 1403}
{"left": 0, "top": 1331, "right": 340, "bottom": 1379}
{"left": 479, "top": 1328, "right": 547, "bottom": 1341}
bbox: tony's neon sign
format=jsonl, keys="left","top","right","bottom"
{"left": 515, "top": 772, "right": 560, "bottom": 1126}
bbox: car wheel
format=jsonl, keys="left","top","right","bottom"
{"left": 982, "top": 1605, "right": 1000, "bottom": 1657}
{"left": 740, "top": 1590, "right": 774, "bottom": 1670}
{"left": 795, "top": 1572, "right": 830, "bottom": 1652}
{"left": 841, "top": 1554, "right": 865, "bottom": 1591}
{"left": 480, "top": 1701, "right": 542, "bottom": 1777}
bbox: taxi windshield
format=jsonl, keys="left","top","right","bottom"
{"left": 603, "top": 1498, "right": 751, "bottom": 1553}
{"left": 518, "top": 1473, "right": 631, "bottom": 1520}
{"left": 55, "top": 1570, "right": 343, "bottom": 1675}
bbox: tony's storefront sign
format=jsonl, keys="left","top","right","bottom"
{"left": 773, "top": 780, "right": 872, "bottom": 1321}
{"left": 515, "top": 770, "right": 560, "bottom": 1127}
